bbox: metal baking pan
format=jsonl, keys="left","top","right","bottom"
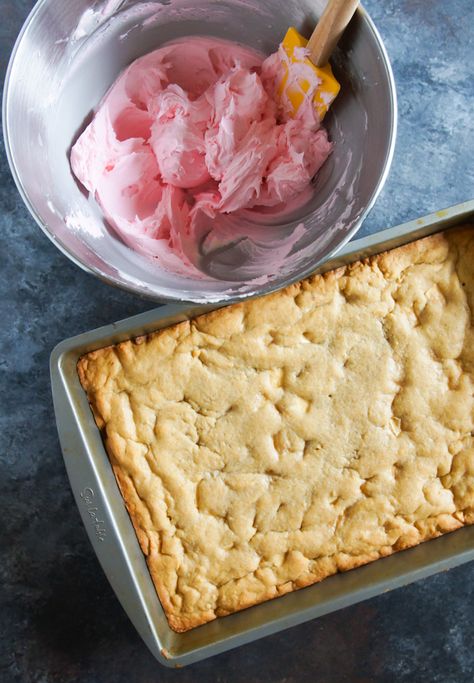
{"left": 51, "top": 199, "right": 474, "bottom": 668}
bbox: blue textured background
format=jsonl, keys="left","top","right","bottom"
{"left": 1, "top": 1, "right": 473, "bottom": 681}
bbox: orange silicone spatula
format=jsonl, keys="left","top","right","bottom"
{"left": 278, "top": 0, "right": 359, "bottom": 120}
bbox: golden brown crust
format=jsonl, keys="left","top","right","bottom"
{"left": 78, "top": 226, "right": 474, "bottom": 632}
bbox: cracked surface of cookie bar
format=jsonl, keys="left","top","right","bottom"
{"left": 78, "top": 226, "right": 474, "bottom": 633}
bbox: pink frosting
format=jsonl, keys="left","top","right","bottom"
{"left": 70, "top": 37, "right": 332, "bottom": 270}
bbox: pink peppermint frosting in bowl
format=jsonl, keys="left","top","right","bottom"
{"left": 70, "top": 37, "right": 333, "bottom": 275}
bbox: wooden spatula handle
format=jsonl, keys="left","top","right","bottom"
{"left": 307, "top": 0, "right": 359, "bottom": 67}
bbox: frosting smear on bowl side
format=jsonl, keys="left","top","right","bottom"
{"left": 70, "top": 36, "right": 332, "bottom": 271}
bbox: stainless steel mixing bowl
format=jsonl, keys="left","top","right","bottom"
{"left": 3, "top": 0, "right": 397, "bottom": 303}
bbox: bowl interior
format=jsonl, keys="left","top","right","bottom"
{"left": 4, "top": 0, "right": 396, "bottom": 303}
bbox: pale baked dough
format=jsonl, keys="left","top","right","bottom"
{"left": 78, "top": 227, "right": 474, "bottom": 632}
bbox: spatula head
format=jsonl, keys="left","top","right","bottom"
{"left": 279, "top": 27, "right": 340, "bottom": 120}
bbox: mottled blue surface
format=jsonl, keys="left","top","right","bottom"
{"left": 1, "top": 1, "right": 473, "bottom": 681}
{"left": 359, "top": 0, "right": 474, "bottom": 237}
